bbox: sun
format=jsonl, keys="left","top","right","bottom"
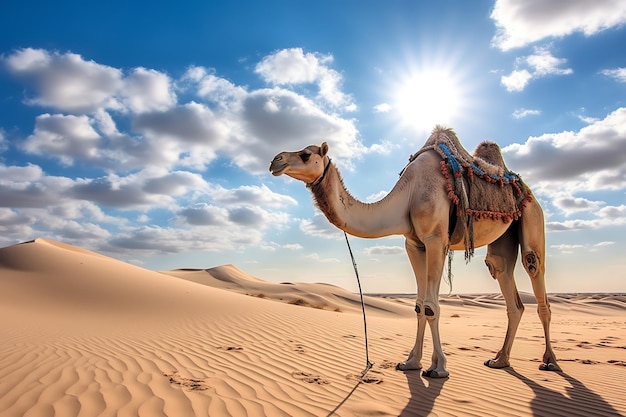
{"left": 393, "top": 68, "right": 463, "bottom": 132}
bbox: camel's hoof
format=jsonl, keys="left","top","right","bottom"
{"left": 422, "top": 369, "right": 449, "bottom": 378}
{"left": 396, "top": 361, "right": 421, "bottom": 372}
{"left": 484, "top": 359, "right": 510, "bottom": 369}
{"left": 539, "top": 362, "right": 562, "bottom": 372}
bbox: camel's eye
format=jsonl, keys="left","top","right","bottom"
{"left": 299, "top": 152, "right": 311, "bottom": 163}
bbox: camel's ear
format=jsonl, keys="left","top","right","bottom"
{"left": 320, "top": 142, "right": 329, "bottom": 157}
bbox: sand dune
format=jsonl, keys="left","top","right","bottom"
{"left": 0, "top": 239, "right": 624, "bottom": 416}
{"left": 164, "top": 266, "right": 413, "bottom": 317}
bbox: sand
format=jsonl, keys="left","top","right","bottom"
{"left": 0, "top": 238, "right": 624, "bottom": 417}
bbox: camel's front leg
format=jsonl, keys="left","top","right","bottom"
{"left": 422, "top": 241, "right": 448, "bottom": 378}
{"left": 397, "top": 239, "right": 427, "bottom": 371}
{"left": 398, "top": 235, "right": 449, "bottom": 377}
{"left": 422, "top": 304, "right": 448, "bottom": 378}
{"left": 397, "top": 312, "right": 427, "bottom": 371}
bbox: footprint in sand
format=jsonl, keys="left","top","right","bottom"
{"left": 458, "top": 346, "right": 497, "bottom": 354}
{"left": 346, "top": 370, "right": 383, "bottom": 384}
{"left": 378, "top": 360, "right": 397, "bottom": 369}
{"left": 218, "top": 346, "right": 244, "bottom": 351}
{"left": 293, "top": 343, "right": 306, "bottom": 354}
{"left": 165, "top": 371, "right": 209, "bottom": 392}
{"left": 292, "top": 371, "right": 330, "bottom": 385}
{"left": 554, "top": 346, "right": 572, "bottom": 351}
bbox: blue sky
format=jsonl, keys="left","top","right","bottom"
{"left": 1, "top": 0, "right": 625, "bottom": 294}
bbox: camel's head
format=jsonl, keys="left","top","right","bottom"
{"left": 269, "top": 142, "right": 329, "bottom": 185}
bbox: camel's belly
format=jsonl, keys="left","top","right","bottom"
{"left": 449, "top": 218, "right": 512, "bottom": 251}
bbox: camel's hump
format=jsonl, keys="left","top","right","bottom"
{"left": 473, "top": 141, "right": 506, "bottom": 169}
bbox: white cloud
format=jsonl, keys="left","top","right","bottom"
{"left": 177, "top": 203, "right": 229, "bottom": 226}
{"left": 107, "top": 224, "right": 264, "bottom": 254}
{"left": 123, "top": 67, "right": 176, "bottom": 113}
{"left": 300, "top": 212, "right": 343, "bottom": 239}
{"left": 54, "top": 220, "right": 111, "bottom": 241}
{"left": 363, "top": 245, "right": 404, "bottom": 255}
{"left": 182, "top": 66, "right": 246, "bottom": 106}
{"left": 283, "top": 243, "right": 303, "bottom": 250}
{"left": 132, "top": 101, "right": 229, "bottom": 169}
{"left": 577, "top": 114, "right": 600, "bottom": 124}
{"left": 597, "top": 205, "right": 626, "bottom": 218}
{"left": 550, "top": 243, "right": 585, "bottom": 253}
{"left": 512, "top": 108, "right": 541, "bottom": 119}
{"left": 0, "top": 130, "right": 6, "bottom": 153}
{"left": 0, "top": 163, "right": 73, "bottom": 208}
{"left": 501, "top": 47, "right": 572, "bottom": 92}
{"left": 3, "top": 49, "right": 177, "bottom": 115}
{"left": 21, "top": 113, "right": 101, "bottom": 165}
{"left": 0, "top": 47, "right": 367, "bottom": 255}
{"left": 3, "top": 48, "right": 123, "bottom": 113}
{"left": 0, "top": 208, "right": 35, "bottom": 240}
{"left": 374, "top": 103, "right": 392, "bottom": 113}
{"left": 503, "top": 107, "right": 626, "bottom": 188}
{"left": 256, "top": 48, "right": 328, "bottom": 84}
{"left": 550, "top": 240, "right": 616, "bottom": 253}
{"left": 0, "top": 162, "right": 43, "bottom": 182}
{"left": 600, "top": 67, "right": 626, "bottom": 83}
{"left": 552, "top": 196, "right": 604, "bottom": 215}
{"left": 501, "top": 69, "right": 532, "bottom": 92}
{"left": 104, "top": 194, "right": 291, "bottom": 255}
{"left": 503, "top": 108, "right": 626, "bottom": 231}
{"left": 368, "top": 140, "right": 396, "bottom": 155}
{"left": 526, "top": 46, "right": 573, "bottom": 76}
{"left": 304, "top": 253, "right": 340, "bottom": 263}
{"left": 254, "top": 48, "right": 354, "bottom": 110}
{"left": 547, "top": 217, "right": 626, "bottom": 232}
{"left": 491, "top": 0, "right": 626, "bottom": 51}
{"left": 70, "top": 169, "right": 208, "bottom": 209}
{"left": 365, "top": 190, "right": 389, "bottom": 203}
{"left": 209, "top": 184, "right": 297, "bottom": 208}
{"left": 226, "top": 87, "right": 363, "bottom": 173}
{"left": 5, "top": 48, "right": 363, "bottom": 176}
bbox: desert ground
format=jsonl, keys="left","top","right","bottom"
{"left": 0, "top": 238, "right": 624, "bottom": 416}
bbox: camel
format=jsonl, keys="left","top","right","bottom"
{"left": 269, "top": 126, "right": 561, "bottom": 378}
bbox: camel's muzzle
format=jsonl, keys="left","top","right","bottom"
{"left": 269, "top": 154, "right": 287, "bottom": 176}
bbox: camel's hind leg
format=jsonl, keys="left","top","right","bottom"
{"left": 484, "top": 225, "right": 524, "bottom": 369}
{"left": 519, "top": 197, "right": 561, "bottom": 371}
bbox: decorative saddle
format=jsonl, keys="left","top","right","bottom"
{"left": 404, "top": 126, "right": 532, "bottom": 260}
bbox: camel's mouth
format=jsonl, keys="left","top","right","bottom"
{"left": 269, "top": 163, "right": 288, "bottom": 176}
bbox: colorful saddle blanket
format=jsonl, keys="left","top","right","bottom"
{"left": 406, "top": 127, "right": 532, "bottom": 260}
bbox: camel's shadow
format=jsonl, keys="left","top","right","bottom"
{"left": 505, "top": 368, "right": 622, "bottom": 417}
{"left": 399, "top": 371, "right": 447, "bottom": 416}
{"left": 326, "top": 368, "right": 447, "bottom": 417}
{"left": 398, "top": 367, "right": 622, "bottom": 417}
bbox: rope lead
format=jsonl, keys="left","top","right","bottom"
{"left": 344, "top": 231, "right": 374, "bottom": 377}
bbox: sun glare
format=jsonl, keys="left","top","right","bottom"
{"left": 394, "top": 69, "right": 462, "bottom": 132}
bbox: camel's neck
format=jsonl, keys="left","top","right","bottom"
{"left": 308, "top": 161, "right": 412, "bottom": 238}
